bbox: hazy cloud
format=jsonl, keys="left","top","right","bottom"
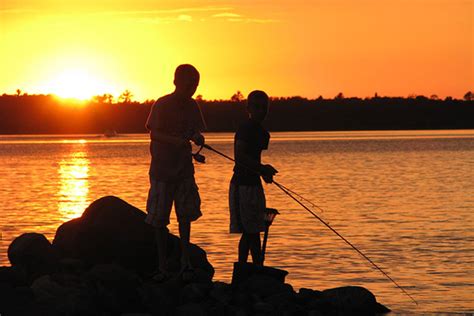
{"left": 211, "top": 11, "right": 279, "bottom": 24}
{"left": 212, "top": 12, "right": 242, "bottom": 18}
{"left": 137, "top": 15, "right": 193, "bottom": 24}
{"left": 97, "top": 6, "right": 231, "bottom": 16}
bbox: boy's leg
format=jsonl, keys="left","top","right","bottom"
{"left": 175, "top": 177, "right": 202, "bottom": 271}
{"left": 246, "top": 232, "right": 263, "bottom": 266}
{"left": 238, "top": 233, "right": 250, "bottom": 263}
{"left": 145, "top": 178, "right": 174, "bottom": 276}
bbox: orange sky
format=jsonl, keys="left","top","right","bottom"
{"left": 1, "top": 0, "right": 472, "bottom": 100}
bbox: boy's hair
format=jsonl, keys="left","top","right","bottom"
{"left": 175, "top": 64, "right": 200, "bottom": 86}
{"left": 247, "top": 90, "right": 269, "bottom": 109}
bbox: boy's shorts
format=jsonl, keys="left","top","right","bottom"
{"left": 145, "top": 176, "right": 202, "bottom": 228}
{"left": 229, "top": 183, "right": 266, "bottom": 234}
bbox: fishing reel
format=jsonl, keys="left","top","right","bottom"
{"left": 192, "top": 145, "right": 206, "bottom": 163}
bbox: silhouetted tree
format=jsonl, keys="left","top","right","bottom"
{"left": 196, "top": 94, "right": 203, "bottom": 102}
{"left": 231, "top": 91, "right": 244, "bottom": 102}
{"left": 16, "top": 89, "right": 21, "bottom": 97}
{"left": 430, "top": 94, "right": 439, "bottom": 100}
{"left": 335, "top": 92, "right": 344, "bottom": 100}
{"left": 464, "top": 91, "right": 473, "bottom": 101}
{"left": 119, "top": 90, "right": 133, "bottom": 103}
{"left": 92, "top": 94, "right": 107, "bottom": 103}
{"left": 103, "top": 93, "right": 114, "bottom": 104}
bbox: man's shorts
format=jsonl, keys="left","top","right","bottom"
{"left": 229, "top": 183, "right": 266, "bottom": 234}
{"left": 145, "top": 177, "right": 202, "bottom": 228}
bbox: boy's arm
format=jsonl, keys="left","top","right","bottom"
{"left": 189, "top": 100, "right": 206, "bottom": 146}
{"left": 234, "top": 140, "right": 277, "bottom": 178}
{"left": 150, "top": 129, "right": 188, "bottom": 147}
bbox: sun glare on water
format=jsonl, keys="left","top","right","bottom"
{"left": 46, "top": 69, "right": 116, "bottom": 100}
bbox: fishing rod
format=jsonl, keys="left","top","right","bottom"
{"left": 202, "top": 143, "right": 418, "bottom": 305}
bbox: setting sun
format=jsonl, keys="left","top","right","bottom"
{"left": 44, "top": 69, "right": 116, "bottom": 100}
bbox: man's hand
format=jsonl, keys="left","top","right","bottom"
{"left": 191, "top": 132, "right": 205, "bottom": 146}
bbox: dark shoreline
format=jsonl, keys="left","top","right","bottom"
{"left": 1, "top": 94, "right": 472, "bottom": 134}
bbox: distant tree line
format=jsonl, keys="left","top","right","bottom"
{"left": 0, "top": 91, "right": 472, "bottom": 134}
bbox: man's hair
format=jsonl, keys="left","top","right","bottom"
{"left": 174, "top": 64, "right": 200, "bottom": 86}
{"left": 247, "top": 90, "right": 269, "bottom": 109}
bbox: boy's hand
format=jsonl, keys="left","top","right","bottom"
{"left": 260, "top": 164, "right": 278, "bottom": 183}
{"left": 262, "top": 174, "right": 274, "bottom": 184}
{"left": 260, "top": 164, "right": 278, "bottom": 176}
{"left": 191, "top": 132, "right": 205, "bottom": 146}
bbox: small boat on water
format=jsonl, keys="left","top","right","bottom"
{"left": 103, "top": 130, "right": 118, "bottom": 137}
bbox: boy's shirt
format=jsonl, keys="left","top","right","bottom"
{"left": 231, "top": 119, "right": 270, "bottom": 186}
{"left": 146, "top": 92, "right": 206, "bottom": 182}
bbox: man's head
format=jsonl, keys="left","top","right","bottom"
{"left": 174, "top": 64, "right": 200, "bottom": 98}
{"left": 247, "top": 90, "right": 269, "bottom": 122}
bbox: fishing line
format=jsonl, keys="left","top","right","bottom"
{"left": 202, "top": 143, "right": 418, "bottom": 305}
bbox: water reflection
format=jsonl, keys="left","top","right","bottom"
{"left": 57, "top": 143, "right": 90, "bottom": 221}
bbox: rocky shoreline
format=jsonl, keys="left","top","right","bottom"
{"left": 0, "top": 196, "right": 390, "bottom": 315}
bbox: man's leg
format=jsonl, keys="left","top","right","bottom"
{"left": 155, "top": 226, "right": 169, "bottom": 273}
{"left": 178, "top": 220, "right": 191, "bottom": 270}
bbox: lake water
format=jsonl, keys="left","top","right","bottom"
{"left": 0, "top": 131, "right": 473, "bottom": 314}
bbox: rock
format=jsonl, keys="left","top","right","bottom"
{"left": 253, "top": 301, "right": 274, "bottom": 313}
{"left": 238, "top": 274, "right": 294, "bottom": 299}
{"left": 142, "top": 282, "right": 177, "bottom": 315}
{"left": 296, "top": 287, "right": 322, "bottom": 305}
{"left": 58, "top": 257, "right": 86, "bottom": 275}
{"left": 209, "top": 281, "right": 232, "bottom": 305}
{"left": 31, "top": 274, "right": 79, "bottom": 303}
{"left": 52, "top": 196, "right": 214, "bottom": 280}
{"left": 30, "top": 273, "right": 98, "bottom": 316}
{"left": 320, "top": 286, "right": 389, "bottom": 315}
{"left": 175, "top": 302, "right": 207, "bottom": 316}
{"left": 0, "top": 284, "right": 36, "bottom": 315}
{"left": 264, "top": 291, "right": 297, "bottom": 310}
{"left": 180, "top": 282, "right": 212, "bottom": 304}
{"left": 0, "top": 266, "right": 27, "bottom": 287}
{"left": 375, "top": 302, "right": 392, "bottom": 314}
{"left": 8, "top": 233, "right": 57, "bottom": 283}
{"left": 232, "top": 262, "right": 288, "bottom": 285}
{"left": 84, "top": 263, "right": 143, "bottom": 313}
{"left": 231, "top": 290, "right": 252, "bottom": 312}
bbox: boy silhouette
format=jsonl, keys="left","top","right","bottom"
{"left": 145, "top": 64, "right": 205, "bottom": 281}
{"left": 229, "top": 90, "right": 277, "bottom": 265}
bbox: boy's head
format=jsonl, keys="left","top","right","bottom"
{"left": 247, "top": 90, "right": 269, "bottom": 122}
{"left": 174, "top": 64, "right": 200, "bottom": 98}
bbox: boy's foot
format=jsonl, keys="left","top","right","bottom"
{"left": 181, "top": 267, "right": 196, "bottom": 282}
{"left": 151, "top": 270, "right": 170, "bottom": 283}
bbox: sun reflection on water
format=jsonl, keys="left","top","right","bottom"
{"left": 57, "top": 145, "right": 90, "bottom": 221}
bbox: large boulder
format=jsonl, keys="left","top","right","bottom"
{"left": 52, "top": 196, "right": 214, "bottom": 280}
{"left": 8, "top": 233, "right": 57, "bottom": 283}
{"left": 320, "top": 286, "right": 390, "bottom": 315}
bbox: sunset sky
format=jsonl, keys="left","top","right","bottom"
{"left": 1, "top": 0, "right": 472, "bottom": 101}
